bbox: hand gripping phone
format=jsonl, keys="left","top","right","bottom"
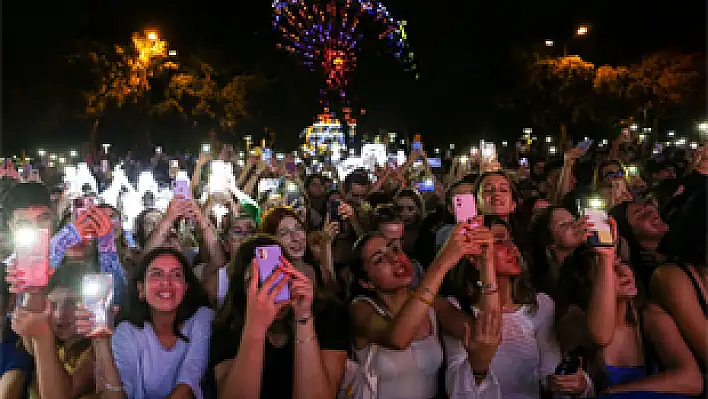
{"left": 255, "top": 246, "right": 289, "bottom": 303}
{"left": 453, "top": 194, "right": 477, "bottom": 224}
{"left": 81, "top": 273, "right": 114, "bottom": 337}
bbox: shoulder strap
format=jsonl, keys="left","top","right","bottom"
{"left": 676, "top": 262, "right": 708, "bottom": 316}
{"left": 351, "top": 296, "right": 391, "bottom": 317}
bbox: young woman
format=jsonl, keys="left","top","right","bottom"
{"left": 260, "top": 206, "right": 327, "bottom": 289}
{"left": 650, "top": 180, "right": 707, "bottom": 373}
{"left": 556, "top": 234, "right": 703, "bottom": 397}
{"left": 440, "top": 218, "right": 589, "bottom": 398}
{"left": 393, "top": 189, "right": 425, "bottom": 256}
{"left": 210, "top": 235, "right": 348, "bottom": 399}
{"left": 81, "top": 247, "right": 214, "bottom": 399}
{"left": 349, "top": 221, "right": 485, "bottom": 399}
{"left": 529, "top": 206, "right": 592, "bottom": 298}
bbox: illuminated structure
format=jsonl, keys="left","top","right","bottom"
{"left": 301, "top": 113, "right": 354, "bottom": 157}
{"left": 272, "top": 0, "right": 415, "bottom": 125}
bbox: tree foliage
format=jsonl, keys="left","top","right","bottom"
{"left": 73, "top": 34, "right": 258, "bottom": 139}
{"left": 516, "top": 51, "right": 704, "bottom": 139}
{"left": 152, "top": 59, "right": 259, "bottom": 134}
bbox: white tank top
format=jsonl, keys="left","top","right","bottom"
{"left": 353, "top": 296, "right": 443, "bottom": 399}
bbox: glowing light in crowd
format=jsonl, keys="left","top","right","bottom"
{"left": 272, "top": 0, "right": 415, "bottom": 125}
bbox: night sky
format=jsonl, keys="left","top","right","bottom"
{"left": 2, "top": 0, "right": 705, "bottom": 154}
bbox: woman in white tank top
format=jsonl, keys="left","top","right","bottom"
{"left": 349, "top": 225, "right": 487, "bottom": 399}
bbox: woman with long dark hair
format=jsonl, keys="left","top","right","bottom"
{"left": 80, "top": 247, "right": 213, "bottom": 399}
{"left": 555, "top": 235, "right": 702, "bottom": 397}
{"left": 210, "top": 235, "right": 348, "bottom": 399}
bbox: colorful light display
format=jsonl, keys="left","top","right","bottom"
{"left": 272, "top": 0, "right": 416, "bottom": 125}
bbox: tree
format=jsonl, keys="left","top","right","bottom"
{"left": 153, "top": 59, "right": 259, "bottom": 137}
{"left": 72, "top": 30, "right": 177, "bottom": 154}
{"left": 525, "top": 55, "right": 599, "bottom": 144}
{"left": 626, "top": 52, "right": 703, "bottom": 138}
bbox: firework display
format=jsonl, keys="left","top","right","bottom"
{"left": 272, "top": 0, "right": 416, "bottom": 125}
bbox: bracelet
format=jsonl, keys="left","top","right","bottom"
{"left": 417, "top": 286, "right": 436, "bottom": 296}
{"left": 408, "top": 289, "right": 434, "bottom": 307}
{"left": 103, "top": 383, "right": 124, "bottom": 393}
{"left": 294, "top": 335, "right": 316, "bottom": 344}
{"left": 296, "top": 313, "right": 313, "bottom": 325}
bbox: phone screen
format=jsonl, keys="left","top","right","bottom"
{"left": 14, "top": 228, "right": 50, "bottom": 288}
{"left": 416, "top": 177, "right": 435, "bottom": 192}
{"left": 255, "top": 246, "right": 289, "bottom": 302}
{"left": 412, "top": 142, "right": 422, "bottom": 152}
{"left": 173, "top": 179, "right": 191, "bottom": 200}
{"left": 580, "top": 206, "right": 613, "bottom": 246}
{"left": 81, "top": 273, "right": 114, "bottom": 336}
{"left": 427, "top": 158, "right": 442, "bottom": 168}
{"left": 284, "top": 181, "right": 302, "bottom": 207}
{"left": 328, "top": 200, "right": 341, "bottom": 223}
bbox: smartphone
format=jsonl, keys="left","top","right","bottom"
{"left": 284, "top": 180, "right": 302, "bottom": 208}
{"left": 519, "top": 157, "right": 529, "bottom": 167}
{"left": 255, "top": 246, "right": 289, "bottom": 303}
{"left": 555, "top": 352, "right": 581, "bottom": 375}
{"left": 172, "top": 179, "right": 191, "bottom": 200}
{"left": 625, "top": 165, "right": 640, "bottom": 177}
{"left": 155, "top": 146, "right": 163, "bottom": 155}
{"left": 578, "top": 139, "right": 594, "bottom": 154}
{"left": 416, "top": 176, "right": 435, "bottom": 192}
{"left": 427, "top": 158, "right": 442, "bottom": 168}
{"left": 258, "top": 178, "right": 283, "bottom": 195}
{"left": 578, "top": 198, "right": 613, "bottom": 246}
{"left": 201, "top": 144, "right": 211, "bottom": 154}
{"left": 81, "top": 273, "right": 114, "bottom": 337}
{"left": 101, "top": 159, "right": 109, "bottom": 174}
{"left": 14, "top": 227, "right": 50, "bottom": 288}
{"left": 72, "top": 197, "right": 94, "bottom": 221}
{"left": 453, "top": 194, "right": 477, "bottom": 224}
{"left": 328, "top": 200, "right": 341, "bottom": 223}
{"left": 262, "top": 148, "right": 273, "bottom": 166}
{"left": 170, "top": 160, "right": 179, "bottom": 169}
{"left": 412, "top": 142, "right": 422, "bottom": 152}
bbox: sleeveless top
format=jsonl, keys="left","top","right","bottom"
{"left": 677, "top": 262, "right": 708, "bottom": 376}
{"left": 352, "top": 296, "right": 444, "bottom": 399}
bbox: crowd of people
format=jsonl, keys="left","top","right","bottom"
{"left": 0, "top": 137, "right": 706, "bottom": 399}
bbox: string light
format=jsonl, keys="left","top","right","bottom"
{"left": 272, "top": 0, "right": 415, "bottom": 125}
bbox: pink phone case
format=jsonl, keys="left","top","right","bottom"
{"left": 255, "top": 245, "right": 289, "bottom": 303}
{"left": 15, "top": 228, "right": 50, "bottom": 288}
{"left": 454, "top": 194, "right": 477, "bottom": 224}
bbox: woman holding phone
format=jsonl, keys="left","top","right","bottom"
{"left": 210, "top": 235, "right": 348, "bottom": 399}
{"left": 78, "top": 247, "right": 213, "bottom": 399}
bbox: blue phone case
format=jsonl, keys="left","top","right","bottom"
{"left": 255, "top": 245, "right": 289, "bottom": 303}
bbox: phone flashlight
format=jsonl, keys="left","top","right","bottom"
{"left": 626, "top": 165, "right": 639, "bottom": 177}
{"left": 587, "top": 197, "right": 606, "bottom": 210}
{"left": 13, "top": 227, "right": 37, "bottom": 249}
{"left": 201, "top": 144, "right": 211, "bottom": 153}
{"left": 285, "top": 181, "right": 298, "bottom": 192}
{"left": 155, "top": 146, "right": 162, "bottom": 155}
{"left": 82, "top": 280, "right": 102, "bottom": 297}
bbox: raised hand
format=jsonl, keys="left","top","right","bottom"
{"left": 75, "top": 207, "right": 113, "bottom": 239}
{"left": 548, "top": 358, "right": 588, "bottom": 396}
{"left": 462, "top": 308, "right": 502, "bottom": 355}
{"left": 11, "top": 300, "right": 52, "bottom": 338}
{"left": 279, "top": 257, "right": 314, "bottom": 320}
{"left": 243, "top": 259, "right": 291, "bottom": 337}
